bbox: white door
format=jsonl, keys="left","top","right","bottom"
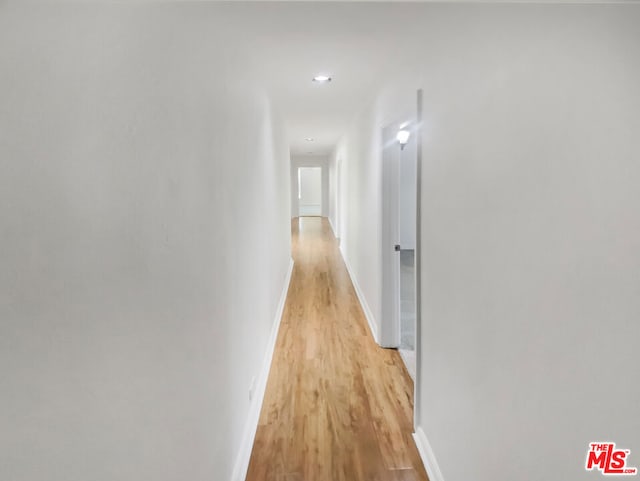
{"left": 298, "top": 167, "right": 322, "bottom": 216}
{"left": 381, "top": 123, "right": 402, "bottom": 348}
{"left": 381, "top": 116, "right": 418, "bottom": 381}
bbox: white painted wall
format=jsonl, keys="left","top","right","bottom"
{"left": 0, "top": 4, "right": 291, "bottom": 481}
{"left": 330, "top": 106, "right": 383, "bottom": 340}
{"left": 415, "top": 5, "right": 640, "bottom": 481}
{"left": 290, "top": 155, "right": 330, "bottom": 218}
{"left": 330, "top": 4, "right": 640, "bottom": 481}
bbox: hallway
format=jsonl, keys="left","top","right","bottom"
{"left": 3, "top": 4, "right": 640, "bottom": 481}
{"left": 246, "top": 217, "right": 427, "bottom": 481}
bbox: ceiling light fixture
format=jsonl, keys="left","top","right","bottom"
{"left": 312, "top": 75, "right": 332, "bottom": 83}
{"left": 396, "top": 129, "right": 410, "bottom": 150}
{"left": 305, "top": 138, "right": 315, "bottom": 141}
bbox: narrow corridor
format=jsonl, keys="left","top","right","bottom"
{"left": 246, "top": 217, "right": 427, "bottom": 481}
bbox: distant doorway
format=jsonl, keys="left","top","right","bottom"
{"left": 298, "top": 167, "right": 322, "bottom": 216}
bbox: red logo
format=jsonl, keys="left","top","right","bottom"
{"left": 586, "top": 442, "right": 637, "bottom": 476}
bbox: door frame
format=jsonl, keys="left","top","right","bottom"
{"left": 414, "top": 89, "right": 423, "bottom": 430}
{"left": 334, "top": 156, "right": 342, "bottom": 240}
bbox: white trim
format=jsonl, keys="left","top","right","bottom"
{"left": 414, "top": 88, "right": 423, "bottom": 430}
{"left": 231, "top": 258, "right": 295, "bottom": 481}
{"left": 413, "top": 427, "right": 445, "bottom": 481}
{"left": 327, "top": 216, "right": 337, "bottom": 239}
{"left": 340, "top": 246, "right": 379, "bottom": 344}
{"left": 327, "top": 217, "right": 340, "bottom": 246}
{"left": 398, "top": 348, "right": 416, "bottom": 382}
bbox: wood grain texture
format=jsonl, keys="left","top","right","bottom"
{"left": 246, "top": 217, "right": 428, "bottom": 481}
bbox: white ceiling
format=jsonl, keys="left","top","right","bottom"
{"left": 212, "top": 2, "right": 424, "bottom": 157}
{"left": 9, "top": 1, "right": 424, "bottom": 157}
{"left": 215, "top": 0, "right": 635, "bottom": 158}
{"left": 19, "top": 1, "right": 627, "bottom": 157}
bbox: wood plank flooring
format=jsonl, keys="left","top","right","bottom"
{"left": 245, "top": 217, "right": 428, "bottom": 481}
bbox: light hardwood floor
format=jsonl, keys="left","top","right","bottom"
{"left": 245, "top": 217, "right": 428, "bottom": 481}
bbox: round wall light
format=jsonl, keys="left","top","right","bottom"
{"left": 396, "top": 129, "right": 410, "bottom": 150}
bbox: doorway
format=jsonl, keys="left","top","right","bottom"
{"left": 398, "top": 130, "right": 418, "bottom": 381}
{"left": 381, "top": 109, "right": 419, "bottom": 383}
{"left": 298, "top": 166, "right": 322, "bottom": 216}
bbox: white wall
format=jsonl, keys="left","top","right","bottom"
{"left": 0, "top": 4, "right": 291, "bottom": 481}
{"left": 415, "top": 5, "right": 640, "bottom": 481}
{"left": 330, "top": 105, "right": 383, "bottom": 340}
{"left": 330, "top": 4, "right": 640, "bottom": 481}
{"left": 290, "top": 155, "right": 330, "bottom": 218}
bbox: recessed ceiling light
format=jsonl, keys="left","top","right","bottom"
{"left": 305, "top": 138, "right": 315, "bottom": 141}
{"left": 312, "top": 75, "right": 332, "bottom": 83}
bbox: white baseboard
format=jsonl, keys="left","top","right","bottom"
{"left": 340, "top": 246, "right": 379, "bottom": 344}
{"left": 231, "top": 258, "right": 294, "bottom": 481}
{"left": 327, "top": 217, "right": 340, "bottom": 246}
{"left": 398, "top": 348, "right": 416, "bottom": 382}
{"left": 413, "top": 427, "right": 445, "bottom": 481}
{"left": 327, "top": 216, "right": 337, "bottom": 237}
